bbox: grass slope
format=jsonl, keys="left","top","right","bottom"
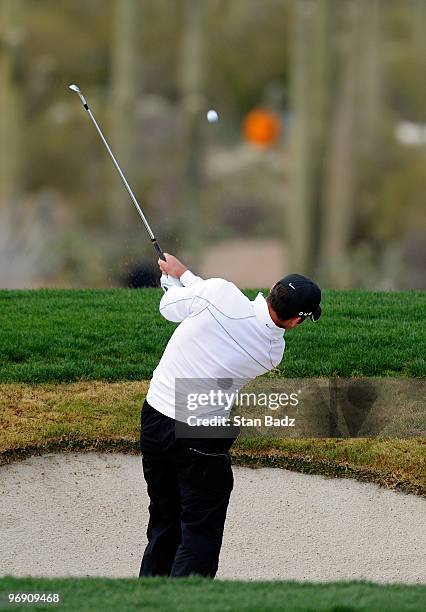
{"left": 1, "top": 382, "right": 424, "bottom": 495}
{"left": 0, "top": 577, "right": 425, "bottom": 612}
{"left": 0, "top": 289, "right": 425, "bottom": 382}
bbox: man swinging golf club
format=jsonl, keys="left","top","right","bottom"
{"left": 67, "top": 85, "right": 321, "bottom": 578}
{"left": 139, "top": 253, "right": 322, "bottom": 578}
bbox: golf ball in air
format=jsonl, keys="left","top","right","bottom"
{"left": 207, "top": 109, "right": 219, "bottom": 123}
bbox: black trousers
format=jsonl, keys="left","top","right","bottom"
{"left": 139, "top": 400, "right": 237, "bottom": 578}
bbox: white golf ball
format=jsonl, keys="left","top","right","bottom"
{"left": 207, "top": 109, "right": 219, "bottom": 123}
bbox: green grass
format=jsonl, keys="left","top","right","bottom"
{"left": 0, "top": 577, "right": 425, "bottom": 612}
{"left": 0, "top": 289, "right": 425, "bottom": 382}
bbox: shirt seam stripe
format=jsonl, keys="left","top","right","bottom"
{"left": 160, "top": 295, "right": 257, "bottom": 321}
{"left": 207, "top": 307, "right": 270, "bottom": 371}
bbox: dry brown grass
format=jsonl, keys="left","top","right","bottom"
{"left": 0, "top": 381, "right": 148, "bottom": 454}
{"left": 1, "top": 381, "right": 424, "bottom": 496}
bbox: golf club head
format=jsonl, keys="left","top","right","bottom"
{"left": 68, "top": 83, "right": 88, "bottom": 108}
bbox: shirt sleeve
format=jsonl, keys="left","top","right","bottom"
{"left": 159, "top": 270, "right": 205, "bottom": 322}
{"left": 180, "top": 270, "right": 203, "bottom": 287}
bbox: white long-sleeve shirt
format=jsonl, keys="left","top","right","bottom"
{"left": 146, "top": 270, "right": 285, "bottom": 421}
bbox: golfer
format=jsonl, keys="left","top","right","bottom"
{"left": 139, "top": 253, "right": 321, "bottom": 578}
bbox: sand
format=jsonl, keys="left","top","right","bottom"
{"left": 1, "top": 452, "right": 425, "bottom": 583}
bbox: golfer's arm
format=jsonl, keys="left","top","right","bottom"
{"left": 159, "top": 270, "right": 204, "bottom": 322}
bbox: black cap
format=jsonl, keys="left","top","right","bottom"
{"left": 277, "top": 274, "right": 322, "bottom": 322}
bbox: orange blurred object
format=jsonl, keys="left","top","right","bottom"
{"left": 243, "top": 108, "right": 281, "bottom": 147}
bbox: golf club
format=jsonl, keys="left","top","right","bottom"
{"left": 68, "top": 83, "right": 165, "bottom": 261}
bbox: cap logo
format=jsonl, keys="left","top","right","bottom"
{"left": 289, "top": 283, "right": 296, "bottom": 290}
{"left": 299, "top": 311, "right": 312, "bottom": 316}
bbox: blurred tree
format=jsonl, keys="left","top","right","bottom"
{"left": 207, "top": 0, "right": 288, "bottom": 118}
{"left": 408, "top": 0, "right": 426, "bottom": 138}
{"left": 0, "top": 0, "right": 23, "bottom": 207}
{"left": 178, "top": 0, "right": 206, "bottom": 258}
{"left": 108, "top": 0, "right": 141, "bottom": 231}
{"left": 319, "top": 0, "right": 384, "bottom": 287}
{"left": 288, "top": 0, "right": 335, "bottom": 276}
{"left": 319, "top": 2, "right": 358, "bottom": 286}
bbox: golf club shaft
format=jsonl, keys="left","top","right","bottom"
{"left": 70, "top": 86, "right": 165, "bottom": 261}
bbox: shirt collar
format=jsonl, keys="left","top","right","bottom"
{"left": 253, "top": 293, "right": 285, "bottom": 337}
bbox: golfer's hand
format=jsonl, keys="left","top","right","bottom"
{"left": 160, "top": 274, "right": 183, "bottom": 292}
{"left": 158, "top": 253, "right": 188, "bottom": 279}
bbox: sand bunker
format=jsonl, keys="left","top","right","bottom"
{"left": 1, "top": 453, "right": 425, "bottom": 583}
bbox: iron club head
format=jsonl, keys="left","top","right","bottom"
{"left": 68, "top": 83, "right": 88, "bottom": 108}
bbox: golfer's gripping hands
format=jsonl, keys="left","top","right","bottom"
{"left": 159, "top": 254, "right": 186, "bottom": 292}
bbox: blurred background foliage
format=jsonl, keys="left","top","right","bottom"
{"left": 0, "top": 0, "right": 425, "bottom": 289}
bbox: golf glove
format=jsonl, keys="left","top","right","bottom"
{"left": 160, "top": 273, "right": 183, "bottom": 292}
